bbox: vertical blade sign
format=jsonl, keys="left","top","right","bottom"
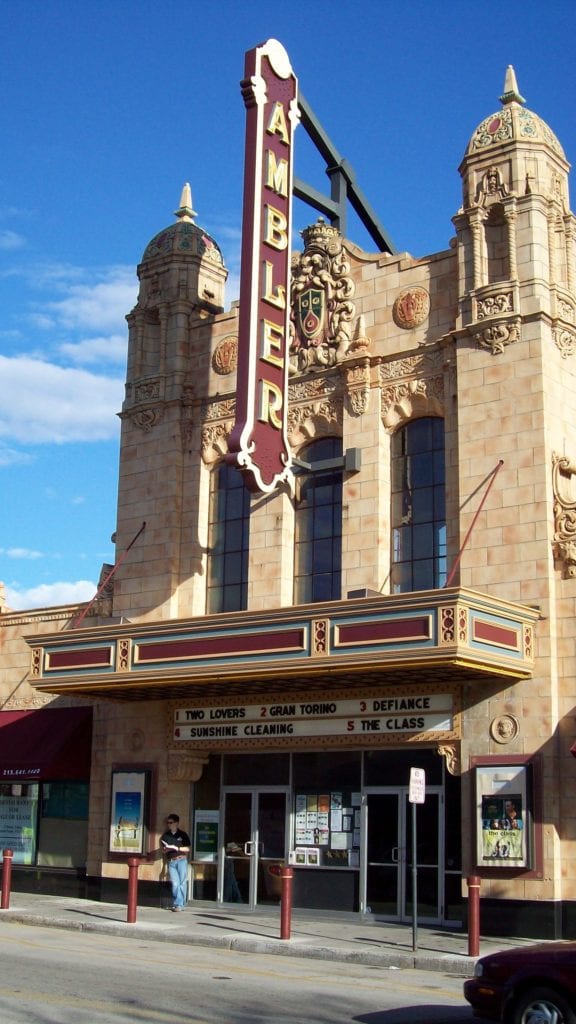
{"left": 228, "top": 39, "right": 299, "bottom": 494}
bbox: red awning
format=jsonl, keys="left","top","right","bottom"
{"left": 0, "top": 707, "right": 92, "bottom": 782}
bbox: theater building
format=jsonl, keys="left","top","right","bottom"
{"left": 1, "top": 55, "right": 575, "bottom": 938}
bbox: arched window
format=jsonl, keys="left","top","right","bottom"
{"left": 294, "top": 437, "right": 343, "bottom": 604}
{"left": 207, "top": 462, "right": 251, "bottom": 613}
{"left": 391, "top": 417, "right": 446, "bottom": 593}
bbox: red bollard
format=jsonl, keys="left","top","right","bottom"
{"left": 280, "top": 865, "right": 293, "bottom": 940}
{"left": 1, "top": 849, "right": 14, "bottom": 910}
{"left": 467, "top": 874, "right": 481, "bottom": 957}
{"left": 127, "top": 857, "right": 141, "bottom": 923}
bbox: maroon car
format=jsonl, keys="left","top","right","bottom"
{"left": 464, "top": 941, "right": 576, "bottom": 1023}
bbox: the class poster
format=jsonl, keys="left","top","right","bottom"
{"left": 475, "top": 765, "right": 528, "bottom": 868}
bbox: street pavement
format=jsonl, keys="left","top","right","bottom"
{"left": 0, "top": 891, "right": 537, "bottom": 977}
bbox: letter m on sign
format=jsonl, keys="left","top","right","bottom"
{"left": 227, "top": 39, "right": 299, "bottom": 494}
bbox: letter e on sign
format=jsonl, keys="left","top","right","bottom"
{"left": 409, "top": 767, "right": 426, "bottom": 804}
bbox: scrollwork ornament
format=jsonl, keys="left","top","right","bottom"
{"left": 437, "top": 744, "right": 461, "bottom": 776}
{"left": 554, "top": 327, "right": 576, "bottom": 358}
{"left": 552, "top": 452, "right": 576, "bottom": 576}
{"left": 132, "top": 407, "right": 162, "bottom": 432}
{"left": 474, "top": 319, "right": 520, "bottom": 355}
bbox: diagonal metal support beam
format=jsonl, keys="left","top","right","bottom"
{"left": 296, "top": 93, "right": 397, "bottom": 255}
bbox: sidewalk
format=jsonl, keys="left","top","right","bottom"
{"left": 0, "top": 892, "right": 535, "bottom": 977}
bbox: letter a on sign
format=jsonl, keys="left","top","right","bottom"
{"left": 227, "top": 40, "right": 299, "bottom": 494}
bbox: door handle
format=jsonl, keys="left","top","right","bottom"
{"left": 244, "top": 841, "right": 255, "bottom": 856}
{"left": 391, "top": 846, "right": 399, "bottom": 862}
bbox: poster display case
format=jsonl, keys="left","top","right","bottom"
{"left": 290, "top": 788, "right": 361, "bottom": 867}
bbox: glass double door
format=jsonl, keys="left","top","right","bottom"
{"left": 363, "top": 787, "right": 443, "bottom": 923}
{"left": 220, "top": 788, "right": 288, "bottom": 909}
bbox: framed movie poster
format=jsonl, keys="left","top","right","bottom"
{"left": 475, "top": 764, "right": 529, "bottom": 869}
{"left": 109, "top": 770, "right": 150, "bottom": 855}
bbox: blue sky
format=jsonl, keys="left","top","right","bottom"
{"left": 1, "top": 0, "right": 575, "bottom": 611}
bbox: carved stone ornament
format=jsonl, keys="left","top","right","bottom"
{"left": 554, "top": 326, "right": 576, "bottom": 358}
{"left": 476, "top": 291, "right": 513, "bottom": 319}
{"left": 289, "top": 218, "right": 355, "bottom": 373}
{"left": 343, "top": 358, "right": 371, "bottom": 417}
{"left": 212, "top": 335, "right": 238, "bottom": 375}
{"left": 392, "top": 287, "right": 430, "bottom": 329}
{"left": 490, "top": 714, "right": 519, "bottom": 744}
{"left": 473, "top": 318, "right": 520, "bottom": 355}
{"left": 437, "top": 743, "right": 461, "bottom": 776}
{"left": 167, "top": 750, "right": 209, "bottom": 782}
{"left": 132, "top": 407, "right": 162, "bottom": 432}
{"left": 552, "top": 452, "right": 576, "bottom": 577}
{"left": 475, "top": 165, "right": 509, "bottom": 206}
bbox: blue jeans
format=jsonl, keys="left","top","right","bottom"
{"left": 168, "top": 857, "right": 188, "bottom": 907}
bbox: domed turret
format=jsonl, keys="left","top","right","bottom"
{"left": 142, "top": 183, "right": 225, "bottom": 269}
{"left": 136, "top": 184, "right": 227, "bottom": 316}
{"left": 453, "top": 68, "right": 574, "bottom": 352}
{"left": 464, "top": 66, "right": 565, "bottom": 162}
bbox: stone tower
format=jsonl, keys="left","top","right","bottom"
{"left": 112, "top": 185, "right": 228, "bottom": 620}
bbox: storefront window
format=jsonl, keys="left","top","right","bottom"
{"left": 0, "top": 783, "right": 38, "bottom": 865}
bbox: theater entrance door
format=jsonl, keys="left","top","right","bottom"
{"left": 219, "top": 788, "right": 288, "bottom": 909}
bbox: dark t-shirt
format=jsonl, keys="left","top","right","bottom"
{"left": 160, "top": 828, "right": 191, "bottom": 860}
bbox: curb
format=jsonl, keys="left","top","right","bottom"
{"left": 0, "top": 909, "right": 476, "bottom": 977}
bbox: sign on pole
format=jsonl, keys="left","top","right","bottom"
{"left": 409, "top": 767, "right": 426, "bottom": 804}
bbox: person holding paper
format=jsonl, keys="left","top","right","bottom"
{"left": 160, "top": 814, "right": 190, "bottom": 911}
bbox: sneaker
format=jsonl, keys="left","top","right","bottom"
{"left": 171, "top": 906, "right": 183, "bottom": 912}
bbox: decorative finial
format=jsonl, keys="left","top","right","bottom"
{"left": 500, "top": 65, "right": 526, "bottom": 106}
{"left": 174, "top": 182, "right": 197, "bottom": 223}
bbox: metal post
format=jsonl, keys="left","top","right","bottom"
{"left": 411, "top": 802, "right": 418, "bottom": 952}
{"left": 467, "top": 874, "right": 481, "bottom": 957}
{"left": 127, "top": 857, "right": 141, "bottom": 923}
{"left": 1, "top": 849, "right": 13, "bottom": 910}
{"left": 280, "top": 865, "right": 293, "bottom": 940}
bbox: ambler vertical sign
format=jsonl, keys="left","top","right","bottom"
{"left": 228, "top": 39, "right": 299, "bottom": 493}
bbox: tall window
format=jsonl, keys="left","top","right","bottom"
{"left": 391, "top": 417, "right": 446, "bottom": 593}
{"left": 207, "top": 462, "right": 251, "bottom": 613}
{"left": 294, "top": 437, "right": 342, "bottom": 604}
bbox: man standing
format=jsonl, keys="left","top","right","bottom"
{"left": 160, "top": 814, "right": 191, "bottom": 911}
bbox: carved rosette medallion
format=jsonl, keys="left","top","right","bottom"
{"left": 212, "top": 335, "right": 238, "bottom": 375}
{"left": 490, "top": 715, "right": 519, "bottom": 744}
{"left": 290, "top": 219, "right": 355, "bottom": 373}
{"left": 392, "top": 288, "right": 430, "bottom": 329}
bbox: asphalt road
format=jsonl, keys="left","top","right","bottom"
{"left": 0, "top": 921, "right": 483, "bottom": 1024}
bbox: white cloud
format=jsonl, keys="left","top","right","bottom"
{"left": 0, "top": 230, "right": 25, "bottom": 251}
{"left": 0, "top": 547, "right": 43, "bottom": 560}
{"left": 44, "top": 267, "right": 137, "bottom": 332}
{"left": 4, "top": 579, "right": 96, "bottom": 611}
{"left": 0, "top": 355, "right": 123, "bottom": 443}
{"left": 59, "top": 333, "right": 128, "bottom": 365}
{"left": 0, "top": 445, "right": 33, "bottom": 467}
